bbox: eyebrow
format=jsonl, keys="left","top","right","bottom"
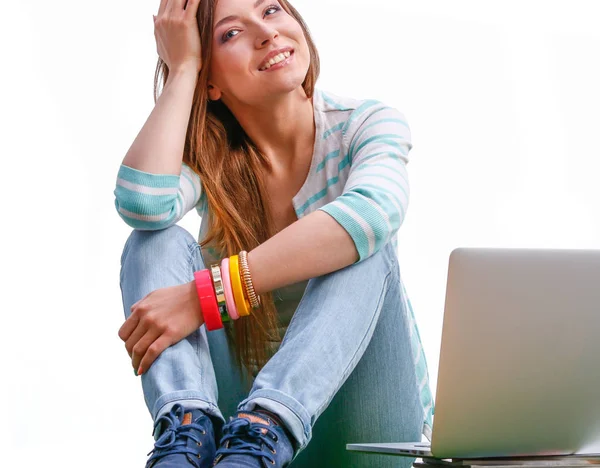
{"left": 214, "top": 0, "right": 267, "bottom": 30}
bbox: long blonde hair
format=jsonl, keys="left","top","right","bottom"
{"left": 153, "top": 0, "right": 320, "bottom": 375}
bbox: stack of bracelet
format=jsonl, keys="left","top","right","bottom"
{"left": 193, "top": 250, "right": 262, "bottom": 331}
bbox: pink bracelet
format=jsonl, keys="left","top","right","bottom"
{"left": 221, "top": 257, "right": 239, "bottom": 320}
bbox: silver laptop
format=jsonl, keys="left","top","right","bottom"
{"left": 348, "top": 247, "right": 600, "bottom": 460}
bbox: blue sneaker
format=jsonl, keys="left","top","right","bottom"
{"left": 145, "top": 403, "right": 217, "bottom": 468}
{"left": 212, "top": 410, "right": 294, "bottom": 467}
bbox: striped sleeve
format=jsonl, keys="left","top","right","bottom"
{"left": 113, "top": 162, "right": 203, "bottom": 230}
{"left": 318, "top": 103, "right": 412, "bottom": 262}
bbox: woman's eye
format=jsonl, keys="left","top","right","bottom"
{"left": 223, "top": 29, "right": 240, "bottom": 41}
{"left": 221, "top": 5, "right": 280, "bottom": 42}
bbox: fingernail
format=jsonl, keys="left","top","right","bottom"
{"left": 138, "top": 367, "right": 143, "bottom": 376}
{"left": 134, "top": 368, "right": 138, "bottom": 376}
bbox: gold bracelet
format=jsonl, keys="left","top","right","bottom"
{"left": 209, "top": 264, "right": 230, "bottom": 323}
{"left": 239, "top": 250, "right": 261, "bottom": 309}
{"left": 209, "top": 264, "right": 226, "bottom": 306}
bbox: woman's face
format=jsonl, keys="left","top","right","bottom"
{"left": 208, "top": 0, "right": 310, "bottom": 106}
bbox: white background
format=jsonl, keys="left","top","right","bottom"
{"left": 2, "top": 0, "right": 599, "bottom": 466}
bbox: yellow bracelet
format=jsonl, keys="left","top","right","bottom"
{"left": 229, "top": 255, "right": 251, "bottom": 317}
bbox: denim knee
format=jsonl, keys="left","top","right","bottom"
{"left": 120, "top": 225, "right": 201, "bottom": 277}
{"left": 379, "top": 240, "right": 401, "bottom": 271}
{"left": 347, "top": 240, "right": 400, "bottom": 282}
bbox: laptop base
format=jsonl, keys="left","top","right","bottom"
{"left": 346, "top": 443, "right": 600, "bottom": 466}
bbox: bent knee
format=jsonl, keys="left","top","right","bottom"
{"left": 120, "top": 224, "right": 196, "bottom": 266}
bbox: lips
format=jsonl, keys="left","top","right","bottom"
{"left": 258, "top": 46, "right": 294, "bottom": 70}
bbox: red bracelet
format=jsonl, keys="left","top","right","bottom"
{"left": 193, "top": 269, "right": 222, "bottom": 331}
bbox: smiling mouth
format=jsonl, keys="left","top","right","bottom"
{"left": 259, "top": 50, "right": 294, "bottom": 71}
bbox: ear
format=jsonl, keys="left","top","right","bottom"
{"left": 207, "top": 83, "right": 222, "bottom": 101}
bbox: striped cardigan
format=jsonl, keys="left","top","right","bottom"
{"left": 114, "top": 88, "right": 435, "bottom": 439}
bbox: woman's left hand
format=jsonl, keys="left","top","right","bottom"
{"left": 118, "top": 280, "right": 204, "bottom": 375}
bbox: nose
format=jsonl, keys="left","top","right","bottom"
{"left": 255, "top": 23, "right": 279, "bottom": 48}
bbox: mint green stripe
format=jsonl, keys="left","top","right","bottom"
{"left": 296, "top": 176, "right": 340, "bottom": 215}
{"left": 350, "top": 184, "right": 404, "bottom": 228}
{"left": 350, "top": 118, "right": 408, "bottom": 156}
{"left": 347, "top": 100, "right": 382, "bottom": 126}
{"left": 333, "top": 191, "right": 390, "bottom": 253}
{"left": 298, "top": 159, "right": 407, "bottom": 217}
{"left": 355, "top": 135, "right": 408, "bottom": 158}
{"left": 342, "top": 190, "right": 396, "bottom": 249}
{"left": 114, "top": 198, "right": 178, "bottom": 230}
{"left": 316, "top": 149, "right": 340, "bottom": 172}
{"left": 118, "top": 164, "right": 179, "bottom": 188}
{"left": 352, "top": 151, "right": 405, "bottom": 166}
{"left": 318, "top": 151, "right": 351, "bottom": 176}
{"left": 196, "top": 191, "right": 208, "bottom": 215}
{"left": 114, "top": 185, "right": 178, "bottom": 214}
{"left": 337, "top": 152, "right": 351, "bottom": 172}
{"left": 318, "top": 204, "right": 370, "bottom": 261}
{"left": 355, "top": 182, "right": 406, "bottom": 213}
{"left": 352, "top": 162, "right": 409, "bottom": 189}
{"left": 352, "top": 173, "right": 409, "bottom": 202}
{"left": 342, "top": 99, "right": 381, "bottom": 133}
{"left": 362, "top": 117, "right": 408, "bottom": 133}
{"left": 344, "top": 105, "right": 391, "bottom": 139}
{"left": 322, "top": 122, "right": 344, "bottom": 139}
{"left": 320, "top": 92, "right": 351, "bottom": 111}
{"left": 180, "top": 170, "right": 197, "bottom": 202}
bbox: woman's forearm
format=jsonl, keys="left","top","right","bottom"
{"left": 247, "top": 210, "right": 359, "bottom": 294}
{"left": 121, "top": 68, "right": 198, "bottom": 175}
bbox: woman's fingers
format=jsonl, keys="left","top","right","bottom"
{"left": 131, "top": 327, "right": 162, "bottom": 372}
{"left": 138, "top": 334, "right": 174, "bottom": 375}
{"left": 118, "top": 308, "right": 140, "bottom": 342}
{"left": 166, "top": 0, "right": 199, "bottom": 17}
{"left": 167, "top": 0, "right": 195, "bottom": 15}
{"left": 184, "top": 0, "right": 201, "bottom": 19}
{"left": 157, "top": 0, "right": 169, "bottom": 16}
{"left": 153, "top": 0, "right": 203, "bottom": 73}
{"left": 124, "top": 313, "right": 150, "bottom": 358}
{"left": 166, "top": 0, "right": 182, "bottom": 14}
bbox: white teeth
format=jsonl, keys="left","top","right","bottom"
{"left": 260, "top": 51, "right": 291, "bottom": 70}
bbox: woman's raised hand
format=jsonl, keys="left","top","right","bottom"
{"left": 154, "top": 0, "right": 203, "bottom": 74}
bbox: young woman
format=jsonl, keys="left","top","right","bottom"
{"left": 115, "top": 0, "right": 434, "bottom": 466}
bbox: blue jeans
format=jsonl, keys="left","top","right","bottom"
{"left": 119, "top": 224, "right": 424, "bottom": 467}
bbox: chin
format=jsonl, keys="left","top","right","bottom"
{"left": 274, "top": 75, "right": 307, "bottom": 93}
{"left": 267, "top": 63, "right": 311, "bottom": 92}
{"left": 236, "top": 63, "right": 310, "bottom": 103}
